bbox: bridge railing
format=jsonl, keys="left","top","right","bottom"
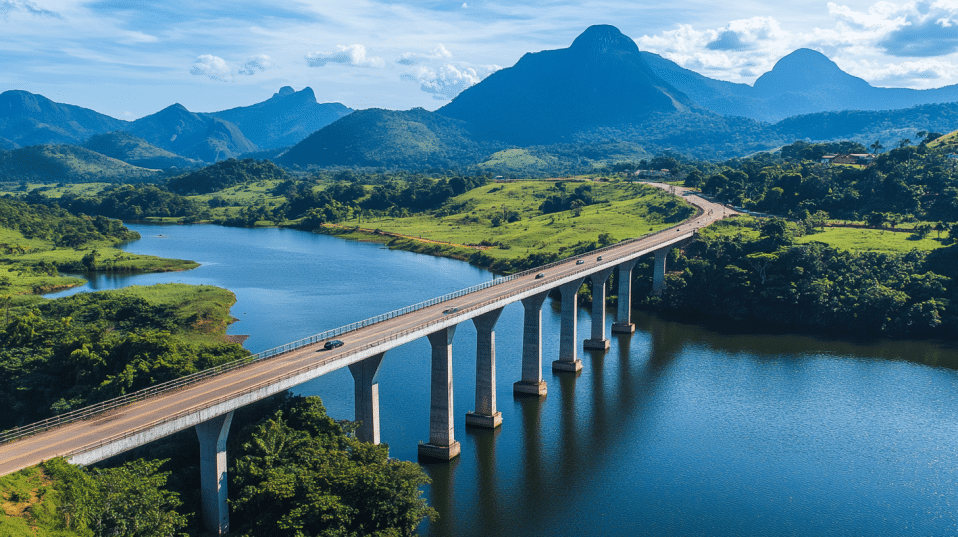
{"left": 0, "top": 197, "right": 707, "bottom": 446}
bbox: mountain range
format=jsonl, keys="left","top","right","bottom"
{"left": 4, "top": 24, "right": 958, "bottom": 177}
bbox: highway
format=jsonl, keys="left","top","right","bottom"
{"left": 0, "top": 184, "right": 732, "bottom": 476}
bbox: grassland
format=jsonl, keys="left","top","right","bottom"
{"left": 796, "top": 226, "right": 947, "bottom": 253}
{"left": 325, "top": 181, "right": 695, "bottom": 267}
{"left": 107, "top": 283, "right": 238, "bottom": 344}
{"left": 187, "top": 178, "right": 288, "bottom": 221}
{"left": 0, "top": 226, "right": 198, "bottom": 302}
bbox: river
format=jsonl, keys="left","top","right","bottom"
{"left": 48, "top": 223, "right": 958, "bottom": 536}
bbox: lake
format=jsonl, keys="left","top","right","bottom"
{"left": 48, "top": 223, "right": 958, "bottom": 536}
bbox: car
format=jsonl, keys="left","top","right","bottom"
{"left": 535, "top": 273, "right": 545, "bottom": 279}
{"left": 576, "top": 260, "right": 585, "bottom": 265}
{"left": 442, "top": 307, "right": 459, "bottom": 314}
{"left": 323, "top": 340, "right": 345, "bottom": 350}
{"left": 597, "top": 256, "right": 603, "bottom": 261}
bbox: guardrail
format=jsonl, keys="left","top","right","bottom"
{"left": 0, "top": 193, "right": 708, "bottom": 447}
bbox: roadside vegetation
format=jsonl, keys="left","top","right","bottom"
{"left": 1, "top": 396, "right": 434, "bottom": 537}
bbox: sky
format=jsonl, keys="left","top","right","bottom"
{"left": 3, "top": 0, "right": 958, "bottom": 120}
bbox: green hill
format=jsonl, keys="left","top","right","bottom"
{"left": 278, "top": 107, "right": 499, "bottom": 169}
{"left": 0, "top": 144, "right": 162, "bottom": 183}
{"left": 83, "top": 131, "right": 200, "bottom": 170}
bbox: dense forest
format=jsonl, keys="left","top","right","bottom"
{"left": 628, "top": 217, "right": 958, "bottom": 338}
{"left": 686, "top": 137, "right": 958, "bottom": 224}
{"left": 0, "top": 290, "right": 248, "bottom": 427}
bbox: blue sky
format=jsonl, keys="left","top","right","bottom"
{"left": 3, "top": 0, "right": 957, "bottom": 119}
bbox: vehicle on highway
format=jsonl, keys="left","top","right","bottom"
{"left": 576, "top": 260, "right": 585, "bottom": 265}
{"left": 442, "top": 307, "right": 459, "bottom": 314}
{"left": 597, "top": 256, "right": 603, "bottom": 261}
{"left": 535, "top": 273, "right": 545, "bottom": 279}
{"left": 323, "top": 340, "right": 345, "bottom": 350}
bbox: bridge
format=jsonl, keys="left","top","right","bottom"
{"left": 0, "top": 184, "right": 731, "bottom": 534}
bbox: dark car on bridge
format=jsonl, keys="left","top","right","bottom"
{"left": 323, "top": 340, "right": 345, "bottom": 350}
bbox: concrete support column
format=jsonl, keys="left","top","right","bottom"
{"left": 612, "top": 259, "right": 639, "bottom": 334}
{"left": 652, "top": 247, "right": 669, "bottom": 296}
{"left": 584, "top": 268, "right": 614, "bottom": 350}
{"left": 348, "top": 352, "right": 385, "bottom": 444}
{"left": 467, "top": 308, "right": 504, "bottom": 428}
{"left": 554, "top": 278, "right": 585, "bottom": 373}
{"left": 196, "top": 412, "right": 233, "bottom": 536}
{"left": 515, "top": 291, "right": 549, "bottom": 396}
{"left": 419, "top": 325, "right": 461, "bottom": 460}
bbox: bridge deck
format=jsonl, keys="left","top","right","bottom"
{"left": 0, "top": 186, "right": 731, "bottom": 475}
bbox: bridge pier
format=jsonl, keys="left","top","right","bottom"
{"left": 348, "top": 352, "right": 385, "bottom": 444}
{"left": 467, "top": 308, "right": 504, "bottom": 428}
{"left": 554, "top": 278, "right": 585, "bottom": 373}
{"left": 652, "top": 247, "right": 669, "bottom": 297}
{"left": 419, "top": 326, "right": 461, "bottom": 460}
{"left": 584, "top": 268, "right": 613, "bottom": 350}
{"left": 612, "top": 259, "right": 639, "bottom": 333}
{"left": 196, "top": 412, "right": 233, "bottom": 536}
{"left": 514, "top": 291, "right": 548, "bottom": 396}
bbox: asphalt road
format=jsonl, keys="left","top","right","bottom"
{"left": 0, "top": 184, "right": 733, "bottom": 476}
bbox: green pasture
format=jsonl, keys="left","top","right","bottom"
{"left": 334, "top": 181, "right": 694, "bottom": 261}
{"left": 796, "top": 226, "right": 946, "bottom": 253}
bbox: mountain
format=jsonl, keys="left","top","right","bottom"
{"left": 0, "top": 144, "right": 161, "bottom": 183}
{"left": 127, "top": 104, "right": 256, "bottom": 162}
{"left": 207, "top": 87, "right": 352, "bottom": 149}
{"left": 774, "top": 102, "right": 958, "bottom": 145}
{"left": 437, "top": 24, "right": 696, "bottom": 144}
{"left": 643, "top": 48, "right": 958, "bottom": 122}
{"left": 278, "top": 107, "right": 498, "bottom": 169}
{"left": 0, "top": 90, "right": 127, "bottom": 147}
{"left": 83, "top": 131, "right": 200, "bottom": 169}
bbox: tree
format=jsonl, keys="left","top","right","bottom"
{"left": 231, "top": 396, "right": 436, "bottom": 537}
{"left": 935, "top": 221, "right": 947, "bottom": 239}
{"left": 48, "top": 457, "right": 187, "bottom": 537}
{"left": 866, "top": 212, "right": 886, "bottom": 229}
{"left": 870, "top": 140, "right": 884, "bottom": 154}
{"left": 810, "top": 210, "right": 829, "bottom": 231}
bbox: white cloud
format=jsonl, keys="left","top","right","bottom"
{"left": 397, "top": 44, "right": 453, "bottom": 65}
{"left": 190, "top": 54, "right": 233, "bottom": 82}
{"left": 305, "top": 44, "right": 384, "bottom": 68}
{"left": 238, "top": 54, "right": 272, "bottom": 75}
{"left": 402, "top": 63, "right": 499, "bottom": 100}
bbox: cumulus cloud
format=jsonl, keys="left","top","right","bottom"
{"left": 0, "top": 0, "right": 59, "bottom": 18}
{"left": 305, "top": 44, "right": 384, "bottom": 68}
{"left": 397, "top": 44, "right": 453, "bottom": 66}
{"left": 190, "top": 55, "right": 233, "bottom": 82}
{"left": 238, "top": 54, "right": 272, "bottom": 75}
{"left": 402, "top": 63, "right": 499, "bottom": 100}
{"left": 706, "top": 30, "right": 748, "bottom": 51}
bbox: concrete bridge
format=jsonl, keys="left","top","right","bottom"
{"left": 0, "top": 185, "right": 731, "bottom": 534}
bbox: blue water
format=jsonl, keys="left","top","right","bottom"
{"left": 48, "top": 223, "right": 958, "bottom": 536}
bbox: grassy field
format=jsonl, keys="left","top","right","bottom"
{"left": 187, "top": 178, "right": 288, "bottom": 220}
{"left": 328, "top": 181, "right": 695, "bottom": 263}
{"left": 796, "top": 226, "right": 946, "bottom": 253}
{"left": 0, "top": 226, "right": 198, "bottom": 301}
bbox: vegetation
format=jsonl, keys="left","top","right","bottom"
{"left": 0, "top": 198, "right": 197, "bottom": 298}
{"left": 0, "top": 457, "right": 186, "bottom": 537}
{"left": 230, "top": 395, "right": 436, "bottom": 537}
{"left": 0, "top": 145, "right": 161, "bottom": 184}
{"left": 167, "top": 158, "right": 291, "bottom": 195}
{"left": 640, "top": 217, "right": 957, "bottom": 337}
{"left": 0, "top": 284, "right": 246, "bottom": 428}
